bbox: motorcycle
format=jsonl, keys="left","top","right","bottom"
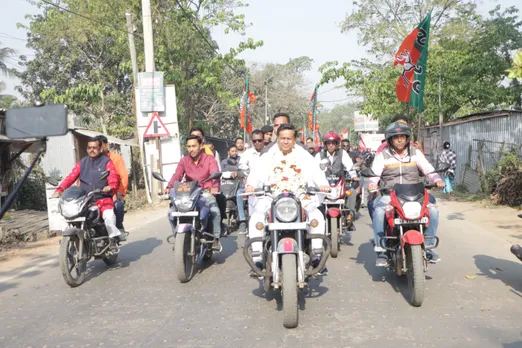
{"left": 152, "top": 171, "right": 222, "bottom": 283}
{"left": 510, "top": 214, "right": 522, "bottom": 262}
{"left": 55, "top": 171, "right": 123, "bottom": 287}
{"left": 242, "top": 186, "right": 332, "bottom": 328}
{"left": 360, "top": 166, "right": 448, "bottom": 307}
{"left": 220, "top": 167, "right": 248, "bottom": 232}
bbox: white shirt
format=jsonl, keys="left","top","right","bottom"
{"left": 248, "top": 146, "right": 328, "bottom": 191}
{"left": 315, "top": 149, "right": 354, "bottom": 173}
{"left": 239, "top": 147, "right": 263, "bottom": 175}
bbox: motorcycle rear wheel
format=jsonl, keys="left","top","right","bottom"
{"left": 330, "top": 218, "right": 339, "bottom": 258}
{"left": 59, "top": 235, "right": 86, "bottom": 287}
{"left": 174, "top": 232, "right": 195, "bottom": 283}
{"left": 282, "top": 254, "right": 298, "bottom": 328}
{"left": 406, "top": 244, "right": 425, "bottom": 307}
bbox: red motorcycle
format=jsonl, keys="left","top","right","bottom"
{"left": 323, "top": 173, "right": 348, "bottom": 258}
{"left": 362, "top": 165, "right": 447, "bottom": 307}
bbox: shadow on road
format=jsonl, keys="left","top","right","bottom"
{"left": 83, "top": 237, "right": 163, "bottom": 283}
{"left": 357, "top": 241, "right": 415, "bottom": 304}
{"left": 446, "top": 212, "right": 465, "bottom": 220}
{"left": 474, "top": 254, "right": 522, "bottom": 293}
{"left": 195, "top": 235, "right": 238, "bottom": 276}
{"left": 0, "top": 258, "right": 59, "bottom": 294}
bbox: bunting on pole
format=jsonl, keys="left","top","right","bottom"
{"left": 239, "top": 76, "right": 256, "bottom": 133}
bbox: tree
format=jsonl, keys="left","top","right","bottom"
{"left": 0, "top": 42, "right": 17, "bottom": 107}
{"left": 507, "top": 50, "right": 522, "bottom": 79}
{"left": 321, "top": 4, "right": 522, "bottom": 125}
{"left": 16, "top": 0, "right": 262, "bottom": 140}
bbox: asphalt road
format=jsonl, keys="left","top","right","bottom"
{"left": 1, "top": 202, "right": 522, "bottom": 348}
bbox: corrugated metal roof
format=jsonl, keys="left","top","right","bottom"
{"left": 0, "top": 135, "right": 39, "bottom": 143}
{"left": 72, "top": 128, "right": 138, "bottom": 147}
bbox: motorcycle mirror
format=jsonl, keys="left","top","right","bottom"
{"left": 319, "top": 158, "right": 330, "bottom": 171}
{"left": 227, "top": 158, "right": 238, "bottom": 166}
{"left": 152, "top": 172, "right": 167, "bottom": 182}
{"left": 46, "top": 177, "right": 61, "bottom": 187}
{"left": 98, "top": 170, "right": 110, "bottom": 181}
{"left": 208, "top": 172, "right": 222, "bottom": 180}
{"left": 518, "top": 214, "right": 522, "bottom": 219}
{"left": 359, "top": 167, "right": 378, "bottom": 178}
{"left": 427, "top": 163, "right": 451, "bottom": 175}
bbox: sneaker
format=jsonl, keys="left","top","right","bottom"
{"left": 118, "top": 228, "right": 127, "bottom": 241}
{"left": 249, "top": 261, "right": 264, "bottom": 278}
{"left": 312, "top": 256, "right": 328, "bottom": 275}
{"left": 426, "top": 250, "right": 441, "bottom": 263}
{"left": 212, "top": 238, "right": 222, "bottom": 251}
{"left": 238, "top": 222, "right": 247, "bottom": 234}
{"left": 220, "top": 224, "right": 229, "bottom": 238}
{"left": 376, "top": 253, "right": 389, "bottom": 267}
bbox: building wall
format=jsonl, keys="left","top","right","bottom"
{"left": 39, "top": 132, "right": 76, "bottom": 179}
{"left": 422, "top": 111, "right": 522, "bottom": 184}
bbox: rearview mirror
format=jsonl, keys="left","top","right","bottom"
{"left": 99, "top": 171, "right": 110, "bottom": 181}
{"left": 359, "top": 167, "right": 377, "bottom": 178}
{"left": 152, "top": 172, "right": 166, "bottom": 182}
{"left": 319, "top": 158, "right": 330, "bottom": 171}
{"left": 209, "top": 172, "right": 222, "bottom": 180}
{"left": 6, "top": 104, "right": 68, "bottom": 139}
{"left": 46, "top": 177, "right": 61, "bottom": 187}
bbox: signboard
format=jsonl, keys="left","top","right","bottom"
{"left": 358, "top": 133, "right": 385, "bottom": 152}
{"left": 354, "top": 110, "right": 379, "bottom": 132}
{"left": 143, "top": 112, "right": 170, "bottom": 137}
{"left": 139, "top": 72, "right": 165, "bottom": 112}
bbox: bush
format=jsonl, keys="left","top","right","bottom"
{"left": 489, "top": 152, "right": 522, "bottom": 206}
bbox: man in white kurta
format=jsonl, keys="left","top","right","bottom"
{"left": 246, "top": 124, "right": 330, "bottom": 264}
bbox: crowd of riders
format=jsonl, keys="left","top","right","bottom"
{"left": 52, "top": 111, "right": 448, "bottom": 269}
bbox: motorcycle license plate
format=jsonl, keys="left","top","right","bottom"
{"left": 394, "top": 217, "right": 428, "bottom": 225}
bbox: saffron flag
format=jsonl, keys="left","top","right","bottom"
{"left": 394, "top": 12, "right": 431, "bottom": 112}
{"left": 239, "top": 77, "right": 255, "bottom": 133}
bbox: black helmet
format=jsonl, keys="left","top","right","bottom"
{"left": 385, "top": 122, "right": 411, "bottom": 142}
{"left": 443, "top": 141, "right": 450, "bottom": 149}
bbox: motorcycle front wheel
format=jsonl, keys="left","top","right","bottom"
{"left": 406, "top": 244, "right": 425, "bottom": 307}
{"left": 59, "top": 235, "right": 86, "bottom": 287}
{"left": 174, "top": 232, "right": 195, "bottom": 283}
{"left": 330, "top": 218, "right": 339, "bottom": 258}
{"left": 282, "top": 254, "right": 298, "bottom": 328}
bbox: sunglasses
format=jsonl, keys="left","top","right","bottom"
{"left": 252, "top": 139, "right": 263, "bottom": 143}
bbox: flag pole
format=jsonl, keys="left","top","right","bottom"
{"left": 244, "top": 75, "right": 249, "bottom": 142}
{"left": 312, "top": 84, "right": 318, "bottom": 142}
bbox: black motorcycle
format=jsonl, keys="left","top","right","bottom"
{"left": 56, "top": 171, "right": 123, "bottom": 287}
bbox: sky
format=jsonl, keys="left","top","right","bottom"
{"left": 1, "top": 0, "right": 521, "bottom": 108}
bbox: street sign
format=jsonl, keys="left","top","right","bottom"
{"left": 139, "top": 72, "right": 165, "bottom": 112}
{"left": 354, "top": 110, "right": 379, "bottom": 132}
{"left": 143, "top": 112, "right": 170, "bottom": 137}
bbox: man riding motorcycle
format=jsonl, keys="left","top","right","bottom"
{"left": 237, "top": 129, "right": 265, "bottom": 233}
{"left": 315, "top": 131, "right": 359, "bottom": 227}
{"left": 369, "top": 122, "right": 445, "bottom": 266}
{"left": 52, "top": 137, "right": 122, "bottom": 248}
{"left": 246, "top": 124, "right": 330, "bottom": 271}
{"left": 165, "top": 135, "right": 222, "bottom": 250}
{"left": 97, "top": 135, "right": 129, "bottom": 240}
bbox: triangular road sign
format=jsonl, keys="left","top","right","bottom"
{"left": 143, "top": 112, "right": 170, "bottom": 137}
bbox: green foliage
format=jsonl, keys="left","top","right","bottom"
{"left": 9, "top": 157, "right": 47, "bottom": 211}
{"left": 322, "top": 3, "right": 522, "bottom": 125}
{"left": 482, "top": 152, "right": 522, "bottom": 194}
{"left": 16, "top": 0, "right": 262, "bottom": 140}
{"left": 507, "top": 50, "right": 522, "bottom": 79}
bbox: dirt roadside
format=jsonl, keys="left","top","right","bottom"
{"left": 0, "top": 202, "right": 169, "bottom": 272}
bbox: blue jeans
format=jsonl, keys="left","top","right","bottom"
{"left": 236, "top": 187, "right": 246, "bottom": 222}
{"left": 372, "top": 195, "right": 439, "bottom": 251}
{"left": 114, "top": 199, "right": 125, "bottom": 229}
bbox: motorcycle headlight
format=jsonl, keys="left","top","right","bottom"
{"left": 175, "top": 197, "right": 195, "bottom": 212}
{"left": 402, "top": 202, "right": 422, "bottom": 219}
{"left": 275, "top": 197, "right": 299, "bottom": 222}
{"left": 327, "top": 186, "right": 340, "bottom": 200}
{"left": 59, "top": 200, "right": 82, "bottom": 219}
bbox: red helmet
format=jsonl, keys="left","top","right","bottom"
{"left": 322, "top": 131, "right": 340, "bottom": 144}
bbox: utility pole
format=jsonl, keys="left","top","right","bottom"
{"left": 438, "top": 70, "right": 443, "bottom": 152}
{"left": 264, "top": 81, "right": 268, "bottom": 125}
{"left": 141, "top": 0, "right": 161, "bottom": 204}
{"left": 126, "top": 10, "right": 151, "bottom": 203}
